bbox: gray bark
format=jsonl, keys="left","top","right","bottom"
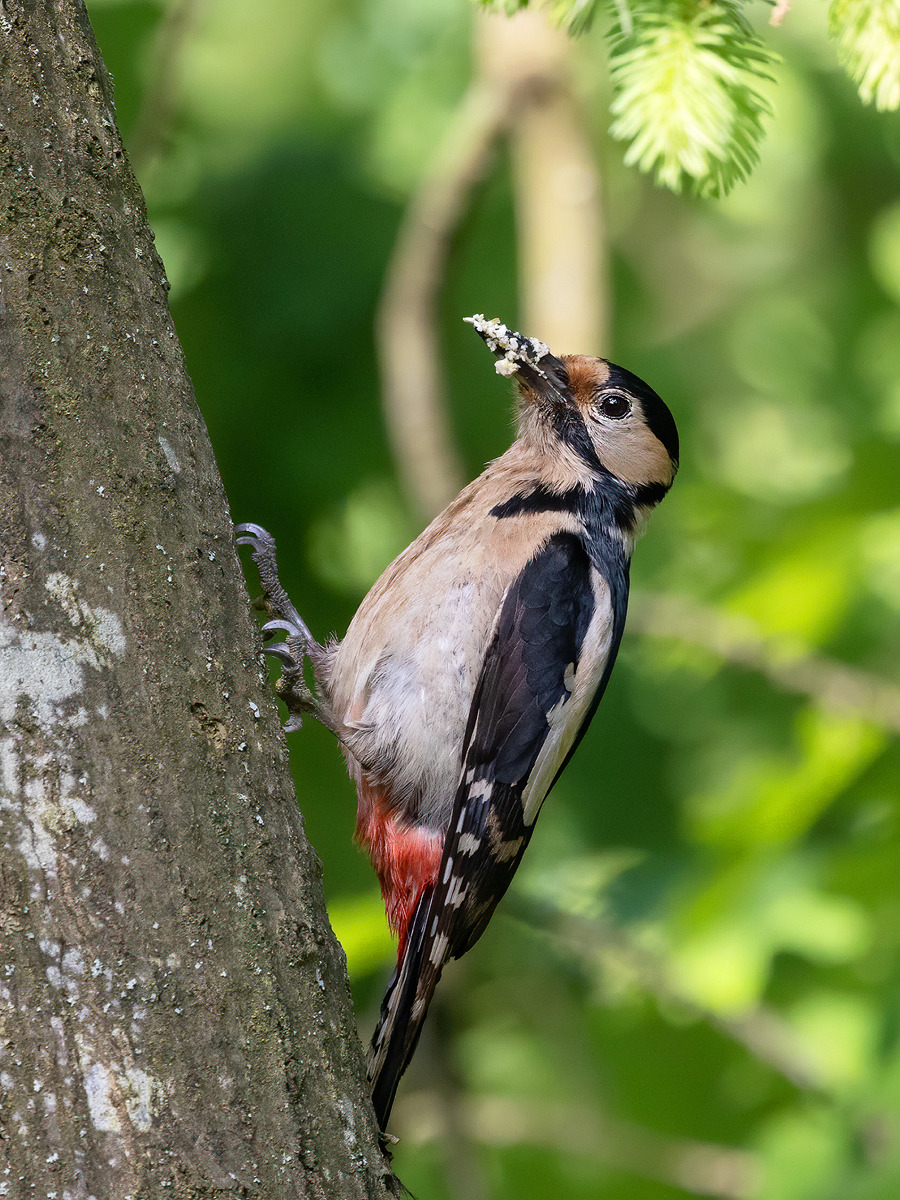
{"left": 0, "top": 1, "right": 395, "bottom": 1196}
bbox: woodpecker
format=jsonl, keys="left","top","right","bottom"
{"left": 237, "top": 315, "right": 678, "bottom": 1133}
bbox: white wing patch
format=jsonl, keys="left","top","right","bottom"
{"left": 521, "top": 568, "right": 615, "bottom": 824}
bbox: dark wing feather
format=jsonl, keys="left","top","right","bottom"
{"left": 369, "top": 532, "right": 617, "bottom": 1129}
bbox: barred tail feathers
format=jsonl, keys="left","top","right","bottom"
{"left": 367, "top": 885, "right": 445, "bottom": 1131}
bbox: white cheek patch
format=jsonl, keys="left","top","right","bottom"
{"left": 591, "top": 412, "right": 673, "bottom": 489}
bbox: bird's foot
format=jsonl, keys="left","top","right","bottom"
{"left": 235, "top": 522, "right": 321, "bottom": 733}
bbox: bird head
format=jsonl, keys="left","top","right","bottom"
{"left": 465, "top": 314, "right": 679, "bottom": 499}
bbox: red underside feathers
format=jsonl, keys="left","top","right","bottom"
{"left": 354, "top": 775, "right": 442, "bottom": 956}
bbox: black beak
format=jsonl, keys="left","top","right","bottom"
{"left": 465, "top": 315, "right": 570, "bottom": 413}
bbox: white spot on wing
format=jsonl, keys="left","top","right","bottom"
{"left": 468, "top": 779, "right": 492, "bottom": 801}
{"left": 429, "top": 933, "right": 449, "bottom": 965}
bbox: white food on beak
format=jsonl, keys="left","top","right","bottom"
{"left": 464, "top": 314, "right": 551, "bottom": 375}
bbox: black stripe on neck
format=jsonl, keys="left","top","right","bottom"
{"left": 490, "top": 475, "right": 668, "bottom": 533}
{"left": 490, "top": 487, "right": 578, "bottom": 519}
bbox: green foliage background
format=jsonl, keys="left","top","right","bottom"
{"left": 88, "top": 0, "right": 900, "bottom": 1195}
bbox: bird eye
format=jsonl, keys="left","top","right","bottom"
{"left": 597, "top": 391, "right": 632, "bottom": 420}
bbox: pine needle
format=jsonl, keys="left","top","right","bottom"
{"left": 829, "top": 0, "right": 900, "bottom": 112}
{"left": 607, "top": 0, "right": 777, "bottom": 197}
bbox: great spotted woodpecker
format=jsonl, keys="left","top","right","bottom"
{"left": 237, "top": 315, "right": 678, "bottom": 1132}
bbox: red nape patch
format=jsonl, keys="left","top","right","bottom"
{"left": 354, "top": 777, "right": 442, "bottom": 956}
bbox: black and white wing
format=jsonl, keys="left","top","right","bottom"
{"left": 368, "top": 531, "right": 629, "bottom": 1130}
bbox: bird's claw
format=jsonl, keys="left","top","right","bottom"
{"left": 234, "top": 520, "right": 271, "bottom": 546}
{"left": 262, "top": 642, "right": 295, "bottom": 665}
{"left": 261, "top": 618, "right": 303, "bottom": 641}
{"left": 236, "top": 521, "right": 321, "bottom": 732}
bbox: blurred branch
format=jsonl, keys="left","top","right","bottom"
{"left": 552, "top": 909, "right": 825, "bottom": 1093}
{"left": 394, "top": 1090, "right": 763, "bottom": 1199}
{"left": 502, "top": 15, "right": 608, "bottom": 354}
{"left": 129, "top": 0, "right": 204, "bottom": 173}
{"left": 377, "top": 8, "right": 607, "bottom": 519}
{"left": 376, "top": 69, "right": 509, "bottom": 519}
{"left": 630, "top": 592, "right": 900, "bottom": 734}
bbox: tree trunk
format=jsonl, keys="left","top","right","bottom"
{"left": 0, "top": 1, "right": 395, "bottom": 1196}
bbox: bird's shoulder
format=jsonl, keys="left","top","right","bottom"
{"left": 337, "top": 452, "right": 578, "bottom": 646}
{"left": 362, "top": 447, "right": 587, "bottom": 608}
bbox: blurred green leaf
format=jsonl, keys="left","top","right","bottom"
{"left": 329, "top": 890, "right": 396, "bottom": 976}
{"left": 688, "top": 708, "right": 884, "bottom": 848}
{"left": 869, "top": 201, "right": 900, "bottom": 306}
{"left": 861, "top": 509, "right": 900, "bottom": 614}
{"left": 307, "top": 478, "right": 416, "bottom": 596}
{"left": 726, "top": 533, "right": 856, "bottom": 641}
{"left": 671, "top": 856, "right": 873, "bottom": 1012}
{"left": 788, "top": 991, "right": 876, "bottom": 1091}
{"left": 754, "top": 1104, "right": 848, "bottom": 1200}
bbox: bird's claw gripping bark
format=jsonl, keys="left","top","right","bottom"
{"left": 235, "top": 522, "right": 320, "bottom": 732}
